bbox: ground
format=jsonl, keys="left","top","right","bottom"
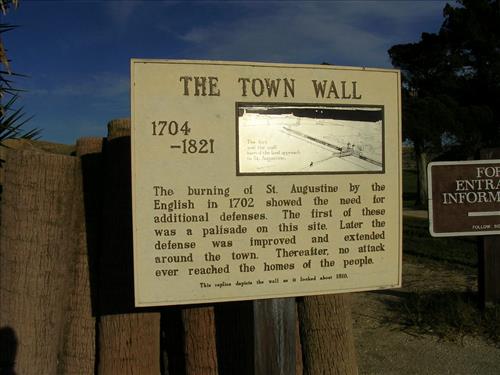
{"left": 352, "top": 253, "right": 500, "bottom": 375}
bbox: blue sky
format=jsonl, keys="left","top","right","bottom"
{"left": 4, "top": 0, "right": 449, "bottom": 144}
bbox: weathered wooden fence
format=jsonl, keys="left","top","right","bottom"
{"left": 0, "top": 119, "right": 358, "bottom": 375}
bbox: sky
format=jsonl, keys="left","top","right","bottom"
{"left": 3, "top": 0, "right": 450, "bottom": 144}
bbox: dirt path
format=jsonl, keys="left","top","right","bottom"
{"left": 351, "top": 257, "right": 500, "bottom": 374}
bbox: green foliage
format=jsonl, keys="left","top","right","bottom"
{"left": 389, "top": 0, "right": 500, "bottom": 156}
{"left": 402, "top": 94, "right": 457, "bottom": 154}
{"left": 389, "top": 32, "right": 460, "bottom": 99}
{"left": 390, "top": 0, "right": 499, "bottom": 207}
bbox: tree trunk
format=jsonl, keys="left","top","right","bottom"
{"left": 298, "top": 294, "right": 358, "bottom": 375}
{"left": 0, "top": 149, "right": 80, "bottom": 375}
{"left": 98, "top": 119, "right": 161, "bottom": 375}
{"left": 182, "top": 306, "right": 219, "bottom": 375}
{"left": 417, "top": 152, "right": 428, "bottom": 209}
{"left": 414, "top": 142, "right": 428, "bottom": 208}
{"left": 58, "top": 138, "right": 103, "bottom": 374}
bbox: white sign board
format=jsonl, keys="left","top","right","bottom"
{"left": 131, "top": 59, "right": 402, "bottom": 307}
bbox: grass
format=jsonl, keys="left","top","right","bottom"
{"left": 402, "top": 167, "right": 477, "bottom": 267}
{"left": 399, "top": 186, "right": 500, "bottom": 345}
{"left": 389, "top": 291, "right": 500, "bottom": 346}
{"left": 403, "top": 216, "right": 477, "bottom": 267}
{"left": 402, "top": 169, "right": 418, "bottom": 208}
{"left": 400, "top": 168, "right": 499, "bottom": 343}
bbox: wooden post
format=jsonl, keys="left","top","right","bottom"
{"left": 76, "top": 136, "right": 105, "bottom": 316}
{"left": 98, "top": 119, "right": 136, "bottom": 313}
{"left": 479, "top": 236, "right": 500, "bottom": 306}
{"left": 298, "top": 294, "right": 358, "bottom": 375}
{"left": 76, "top": 136, "right": 104, "bottom": 156}
{"left": 0, "top": 143, "right": 6, "bottom": 219}
{"left": 98, "top": 313, "right": 161, "bottom": 374}
{"left": 182, "top": 306, "right": 219, "bottom": 375}
{"left": 253, "top": 298, "right": 296, "bottom": 375}
{"left": 58, "top": 137, "right": 103, "bottom": 374}
{"left": 0, "top": 150, "right": 80, "bottom": 374}
{"left": 97, "top": 119, "right": 161, "bottom": 375}
{"left": 478, "top": 148, "right": 500, "bottom": 307}
{"left": 104, "top": 117, "right": 218, "bottom": 374}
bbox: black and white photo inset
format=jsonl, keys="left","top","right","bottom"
{"left": 236, "top": 104, "right": 384, "bottom": 175}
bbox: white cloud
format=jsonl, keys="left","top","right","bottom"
{"left": 105, "top": 0, "right": 141, "bottom": 29}
{"left": 180, "top": 27, "right": 211, "bottom": 44}
{"left": 27, "top": 72, "right": 129, "bottom": 99}
{"left": 176, "top": 1, "right": 448, "bottom": 68}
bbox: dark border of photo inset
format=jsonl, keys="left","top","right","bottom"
{"left": 235, "top": 102, "right": 386, "bottom": 176}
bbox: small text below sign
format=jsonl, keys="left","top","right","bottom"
{"left": 131, "top": 59, "right": 403, "bottom": 307}
{"left": 428, "top": 160, "right": 500, "bottom": 237}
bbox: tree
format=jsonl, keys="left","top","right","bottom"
{"left": 389, "top": 32, "right": 458, "bottom": 206}
{"left": 439, "top": 0, "right": 500, "bottom": 147}
{"left": 389, "top": 0, "right": 500, "bottom": 207}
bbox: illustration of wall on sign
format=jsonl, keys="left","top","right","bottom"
{"left": 237, "top": 104, "right": 385, "bottom": 175}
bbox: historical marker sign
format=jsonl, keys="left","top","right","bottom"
{"left": 131, "top": 59, "right": 402, "bottom": 307}
{"left": 428, "top": 160, "right": 500, "bottom": 237}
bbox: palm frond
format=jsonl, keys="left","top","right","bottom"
{"left": 0, "top": 94, "right": 40, "bottom": 142}
{"left": 0, "top": 0, "right": 40, "bottom": 144}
